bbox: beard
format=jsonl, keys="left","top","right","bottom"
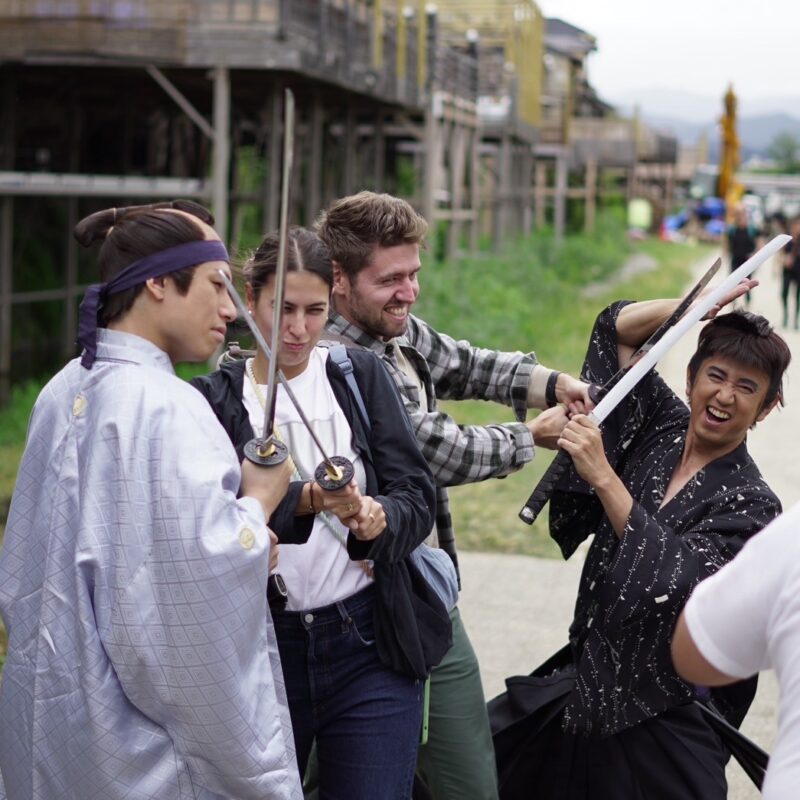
{"left": 343, "top": 292, "right": 409, "bottom": 341}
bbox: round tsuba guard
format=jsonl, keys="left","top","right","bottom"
{"left": 244, "top": 437, "right": 289, "bottom": 467}
{"left": 314, "top": 455, "right": 355, "bottom": 491}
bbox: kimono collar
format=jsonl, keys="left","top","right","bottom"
{"left": 93, "top": 328, "right": 176, "bottom": 374}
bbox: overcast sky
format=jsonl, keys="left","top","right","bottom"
{"left": 543, "top": 0, "right": 798, "bottom": 118}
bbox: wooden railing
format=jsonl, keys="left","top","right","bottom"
{"left": 0, "top": 0, "right": 476, "bottom": 108}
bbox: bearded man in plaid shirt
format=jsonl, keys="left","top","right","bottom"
{"left": 317, "top": 191, "right": 590, "bottom": 800}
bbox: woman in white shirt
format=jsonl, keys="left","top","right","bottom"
{"left": 193, "top": 227, "right": 445, "bottom": 799}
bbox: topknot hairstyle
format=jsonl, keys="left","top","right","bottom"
{"left": 73, "top": 200, "right": 214, "bottom": 325}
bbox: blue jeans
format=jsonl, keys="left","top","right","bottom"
{"left": 273, "top": 585, "right": 423, "bottom": 800}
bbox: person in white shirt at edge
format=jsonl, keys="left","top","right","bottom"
{"left": 673, "top": 502, "right": 800, "bottom": 800}
{"left": 0, "top": 200, "right": 302, "bottom": 800}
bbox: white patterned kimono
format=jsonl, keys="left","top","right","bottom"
{"left": 0, "top": 330, "right": 301, "bottom": 800}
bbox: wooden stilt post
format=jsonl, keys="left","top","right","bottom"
{"left": 306, "top": 92, "right": 324, "bottom": 225}
{"left": 468, "top": 126, "right": 480, "bottom": 253}
{"left": 0, "top": 198, "right": 13, "bottom": 406}
{"left": 535, "top": 160, "right": 546, "bottom": 229}
{"left": 343, "top": 101, "right": 357, "bottom": 196}
{"left": 63, "top": 197, "right": 79, "bottom": 362}
{"left": 373, "top": 110, "right": 385, "bottom": 192}
{"left": 264, "top": 82, "right": 282, "bottom": 233}
{"left": 448, "top": 123, "right": 468, "bottom": 258}
{"left": 585, "top": 156, "right": 597, "bottom": 233}
{"left": 494, "top": 134, "right": 512, "bottom": 249}
{"left": 554, "top": 149, "right": 568, "bottom": 244}
{"left": 212, "top": 65, "right": 230, "bottom": 242}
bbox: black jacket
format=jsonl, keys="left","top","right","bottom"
{"left": 191, "top": 348, "right": 452, "bottom": 679}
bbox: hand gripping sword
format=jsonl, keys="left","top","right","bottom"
{"left": 519, "top": 235, "right": 790, "bottom": 525}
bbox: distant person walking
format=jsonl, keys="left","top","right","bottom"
{"left": 782, "top": 219, "right": 800, "bottom": 329}
{"left": 724, "top": 204, "right": 759, "bottom": 305}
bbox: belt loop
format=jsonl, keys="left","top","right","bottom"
{"left": 336, "top": 599, "right": 353, "bottom": 633}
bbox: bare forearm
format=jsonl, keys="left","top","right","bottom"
{"left": 616, "top": 299, "right": 679, "bottom": 349}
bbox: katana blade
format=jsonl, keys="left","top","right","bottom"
{"left": 219, "top": 269, "right": 343, "bottom": 478}
{"left": 519, "top": 236, "right": 790, "bottom": 525}
{"left": 260, "top": 88, "right": 296, "bottom": 452}
{"left": 589, "top": 257, "right": 722, "bottom": 403}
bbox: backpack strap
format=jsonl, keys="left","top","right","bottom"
{"left": 328, "top": 344, "right": 372, "bottom": 433}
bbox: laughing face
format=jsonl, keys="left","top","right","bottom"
{"left": 685, "top": 355, "right": 775, "bottom": 455}
{"left": 332, "top": 243, "right": 421, "bottom": 340}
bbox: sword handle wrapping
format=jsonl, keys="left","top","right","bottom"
{"left": 267, "top": 573, "right": 288, "bottom": 611}
{"left": 518, "top": 449, "right": 573, "bottom": 525}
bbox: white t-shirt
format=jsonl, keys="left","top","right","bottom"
{"left": 684, "top": 502, "right": 800, "bottom": 800}
{"left": 242, "top": 347, "right": 372, "bottom": 610}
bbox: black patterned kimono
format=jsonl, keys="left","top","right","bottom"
{"left": 490, "top": 302, "right": 781, "bottom": 800}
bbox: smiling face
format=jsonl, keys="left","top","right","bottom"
{"left": 248, "top": 270, "right": 330, "bottom": 379}
{"left": 685, "top": 355, "right": 776, "bottom": 456}
{"left": 332, "top": 242, "right": 421, "bottom": 340}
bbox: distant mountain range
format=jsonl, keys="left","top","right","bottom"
{"left": 607, "top": 87, "right": 800, "bottom": 159}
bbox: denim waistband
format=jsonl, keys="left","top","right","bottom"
{"left": 272, "top": 583, "right": 376, "bottom": 628}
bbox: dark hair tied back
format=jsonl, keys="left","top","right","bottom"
{"left": 73, "top": 199, "right": 216, "bottom": 325}
{"left": 245, "top": 226, "right": 333, "bottom": 299}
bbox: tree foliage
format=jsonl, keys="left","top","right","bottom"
{"left": 768, "top": 132, "right": 800, "bottom": 173}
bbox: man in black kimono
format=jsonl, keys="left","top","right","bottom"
{"left": 490, "top": 294, "right": 792, "bottom": 799}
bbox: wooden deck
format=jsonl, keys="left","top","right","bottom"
{"left": 0, "top": 1, "right": 481, "bottom": 108}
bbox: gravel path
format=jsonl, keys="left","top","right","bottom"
{"left": 458, "top": 246, "right": 798, "bottom": 799}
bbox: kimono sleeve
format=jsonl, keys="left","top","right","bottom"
{"left": 601, "top": 486, "right": 781, "bottom": 641}
{"left": 101, "top": 398, "right": 301, "bottom": 799}
{"left": 550, "top": 301, "right": 687, "bottom": 559}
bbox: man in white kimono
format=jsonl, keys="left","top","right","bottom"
{"left": 0, "top": 202, "right": 302, "bottom": 799}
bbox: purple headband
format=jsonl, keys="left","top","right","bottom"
{"left": 78, "top": 239, "right": 229, "bottom": 368}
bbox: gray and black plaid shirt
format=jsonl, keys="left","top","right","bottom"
{"left": 325, "top": 310, "right": 542, "bottom": 583}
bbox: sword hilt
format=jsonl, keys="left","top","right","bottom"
{"left": 244, "top": 437, "right": 289, "bottom": 467}
{"left": 519, "top": 450, "right": 573, "bottom": 525}
{"left": 587, "top": 383, "right": 606, "bottom": 406}
{"left": 314, "top": 455, "right": 355, "bottom": 491}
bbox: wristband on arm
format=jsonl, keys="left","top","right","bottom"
{"left": 545, "top": 371, "right": 561, "bottom": 408}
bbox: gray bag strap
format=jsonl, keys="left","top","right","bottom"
{"left": 328, "top": 344, "right": 371, "bottom": 433}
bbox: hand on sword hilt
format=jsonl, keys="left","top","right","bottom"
{"left": 242, "top": 440, "right": 291, "bottom": 611}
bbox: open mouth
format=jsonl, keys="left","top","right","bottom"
{"left": 385, "top": 305, "right": 408, "bottom": 320}
{"left": 705, "top": 406, "right": 731, "bottom": 422}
